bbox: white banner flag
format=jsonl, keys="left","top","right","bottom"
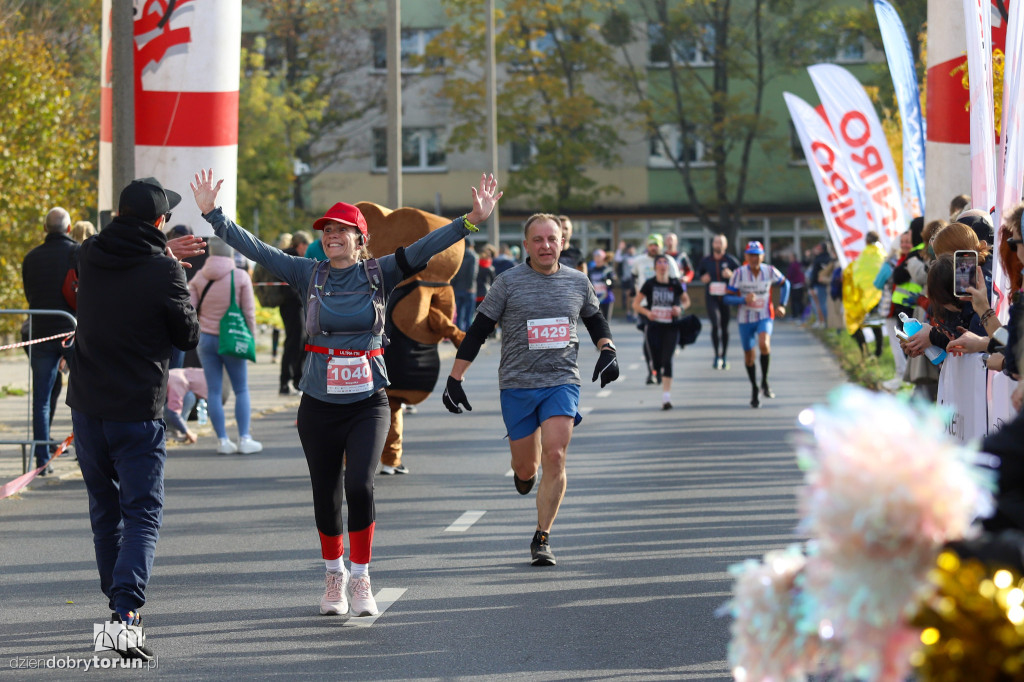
{"left": 964, "top": 0, "right": 999, "bottom": 215}
{"left": 784, "top": 92, "right": 872, "bottom": 266}
{"left": 996, "top": 0, "right": 1023, "bottom": 321}
{"left": 808, "top": 64, "right": 906, "bottom": 251}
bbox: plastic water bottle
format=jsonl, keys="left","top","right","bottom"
{"left": 897, "top": 312, "right": 947, "bottom": 365}
{"left": 197, "top": 399, "right": 208, "bottom": 426}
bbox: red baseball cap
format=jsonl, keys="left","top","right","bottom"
{"left": 313, "top": 202, "right": 368, "bottom": 237}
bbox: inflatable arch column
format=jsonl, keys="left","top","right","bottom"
{"left": 99, "top": 0, "right": 241, "bottom": 236}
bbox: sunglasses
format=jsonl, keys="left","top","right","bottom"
{"left": 164, "top": 212, "right": 173, "bottom": 223}
{"left": 1008, "top": 236, "right": 1023, "bottom": 247}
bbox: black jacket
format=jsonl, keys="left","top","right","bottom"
{"left": 67, "top": 216, "right": 199, "bottom": 421}
{"left": 21, "top": 231, "right": 79, "bottom": 337}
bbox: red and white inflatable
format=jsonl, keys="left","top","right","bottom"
{"left": 926, "top": 0, "right": 1010, "bottom": 219}
{"left": 99, "top": 0, "right": 240, "bottom": 235}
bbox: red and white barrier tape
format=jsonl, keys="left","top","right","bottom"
{"left": 0, "top": 331, "right": 74, "bottom": 352}
{"left": 0, "top": 432, "right": 74, "bottom": 500}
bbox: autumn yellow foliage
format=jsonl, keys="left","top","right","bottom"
{"left": 0, "top": 25, "right": 97, "bottom": 337}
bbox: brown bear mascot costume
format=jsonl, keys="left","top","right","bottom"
{"left": 357, "top": 203, "right": 466, "bottom": 474}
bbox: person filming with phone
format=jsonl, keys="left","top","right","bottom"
{"left": 947, "top": 205, "right": 1024, "bottom": 383}
{"left": 902, "top": 222, "right": 992, "bottom": 360}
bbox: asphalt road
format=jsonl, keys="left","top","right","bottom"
{"left": 0, "top": 319, "right": 846, "bottom": 681}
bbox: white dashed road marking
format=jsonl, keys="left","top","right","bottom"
{"left": 342, "top": 588, "right": 407, "bottom": 627}
{"left": 596, "top": 389, "right": 612, "bottom": 398}
{"left": 444, "top": 510, "right": 486, "bottom": 532}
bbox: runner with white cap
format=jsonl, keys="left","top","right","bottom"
{"left": 725, "top": 241, "right": 790, "bottom": 408}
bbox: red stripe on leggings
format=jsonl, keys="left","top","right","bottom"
{"left": 318, "top": 531, "right": 344, "bottom": 561}
{"left": 349, "top": 523, "right": 375, "bottom": 565}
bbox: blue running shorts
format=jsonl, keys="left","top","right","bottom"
{"left": 738, "top": 318, "right": 773, "bottom": 352}
{"left": 500, "top": 385, "right": 582, "bottom": 441}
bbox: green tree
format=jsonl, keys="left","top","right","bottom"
{"left": 237, "top": 39, "right": 321, "bottom": 244}
{"left": 433, "top": 0, "right": 627, "bottom": 212}
{"left": 249, "top": 0, "right": 384, "bottom": 214}
{"left": 606, "top": 0, "right": 856, "bottom": 246}
{"left": 0, "top": 3, "right": 99, "bottom": 337}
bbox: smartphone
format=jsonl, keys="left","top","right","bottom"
{"left": 953, "top": 249, "right": 978, "bottom": 297}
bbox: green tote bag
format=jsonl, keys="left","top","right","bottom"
{"left": 218, "top": 270, "right": 257, "bottom": 362}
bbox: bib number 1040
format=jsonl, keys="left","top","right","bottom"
{"left": 527, "top": 317, "right": 570, "bottom": 350}
{"left": 326, "top": 356, "right": 374, "bottom": 394}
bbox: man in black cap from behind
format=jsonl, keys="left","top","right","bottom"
{"left": 67, "top": 177, "right": 200, "bottom": 661}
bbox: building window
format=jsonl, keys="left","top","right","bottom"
{"left": 648, "top": 123, "right": 710, "bottom": 168}
{"left": 813, "top": 32, "right": 865, "bottom": 64}
{"left": 789, "top": 122, "right": 806, "bottom": 164}
{"left": 834, "top": 36, "right": 865, "bottom": 63}
{"left": 509, "top": 28, "right": 581, "bottom": 71}
{"left": 373, "top": 127, "right": 447, "bottom": 171}
{"left": 648, "top": 23, "right": 715, "bottom": 67}
{"left": 371, "top": 28, "right": 444, "bottom": 72}
{"left": 510, "top": 140, "right": 536, "bottom": 169}
{"left": 510, "top": 128, "right": 546, "bottom": 169}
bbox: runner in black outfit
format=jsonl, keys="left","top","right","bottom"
{"left": 633, "top": 254, "right": 689, "bottom": 410}
{"left": 697, "top": 234, "right": 741, "bottom": 370}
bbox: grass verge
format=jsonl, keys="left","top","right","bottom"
{"left": 808, "top": 325, "right": 901, "bottom": 391}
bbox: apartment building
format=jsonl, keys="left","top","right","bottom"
{"left": 244, "top": 1, "right": 883, "bottom": 264}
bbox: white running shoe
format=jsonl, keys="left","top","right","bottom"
{"left": 237, "top": 436, "right": 263, "bottom": 454}
{"left": 881, "top": 377, "right": 906, "bottom": 393}
{"left": 347, "top": 574, "right": 379, "bottom": 616}
{"left": 319, "top": 568, "right": 349, "bottom": 615}
{"left": 216, "top": 438, "right": 237, "bottom": 455}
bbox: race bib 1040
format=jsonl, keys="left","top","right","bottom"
{"left": 326, "top": 355, "right": 374, "bottom": 394}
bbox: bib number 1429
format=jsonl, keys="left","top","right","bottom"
{"left": 527, "top": 317, "right": 570, "bottom": 350}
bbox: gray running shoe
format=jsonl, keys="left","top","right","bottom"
{"left": 530, "top": 530, "right": 556, "bottom": 566}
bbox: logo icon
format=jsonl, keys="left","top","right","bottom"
{"left": 93, "top": 618, "right": 143, "bottom": 653}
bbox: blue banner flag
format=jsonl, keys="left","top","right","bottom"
{"left": 874, "top": 0, "right": 926, "bottom": 218}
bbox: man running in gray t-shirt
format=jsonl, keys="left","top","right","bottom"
{"left": 442, "top": 213, "right": 619, "bottom": 566}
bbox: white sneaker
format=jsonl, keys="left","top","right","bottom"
{"left": 237, "top": 436, "right": 263, "bottom": 454}
{"left": 319, "top": 568, "right": 349, "bottom": 616}
{"left": 347, "top": 574, "right": 379, "bottom": 616}
{"left": 881, "top": 377, "right": 906, "bottom": 393}
{"left": 216, "top": 438, "right": 237, "bottom": 455}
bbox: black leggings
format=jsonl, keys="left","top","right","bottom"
{"left": 644, "top": 323, "right": 678, "bottom": 378}
{"left": 706, "top": 295, "right": 732, "bottom": 357}
{"left": 296, "top": 390, "right": 390, "bottom": 538}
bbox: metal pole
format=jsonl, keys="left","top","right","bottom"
{"left": 486, "top": 0, "right": 499, "bottom": 245}
{"left": 387, "top": 0, "right": 403, "bottom": 208}
{"left": 111, "top": 0, "right": 135, "bottom": 202}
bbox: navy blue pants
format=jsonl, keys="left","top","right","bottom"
{"left": 72, "top": 411, "right": 166, "bottom": 614}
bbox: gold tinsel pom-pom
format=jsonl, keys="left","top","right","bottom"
{"left": 910, "top": 550, "right": 1024, "bottom": 681}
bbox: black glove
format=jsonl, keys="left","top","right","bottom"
{"left": 442, "top": 376, "right": 473, "bottom": 413}
{"left": 592, "top": 349, "right": 619, "bottom": 388}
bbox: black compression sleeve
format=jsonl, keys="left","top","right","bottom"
{"left": 581, "top": 312, "right": 612, "bottom": 346}
{"left": 395, "top": 246, "right": 427, "bottom": 279}
{"left": 456, "top": 312, "right": 498, "bottom": 362}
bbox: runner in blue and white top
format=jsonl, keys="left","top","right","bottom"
{"left": 725, "top": 241, "right": 790, "bottom": 408}
{"left": 191, "top": 168, "right": 502, "bottom": 618}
